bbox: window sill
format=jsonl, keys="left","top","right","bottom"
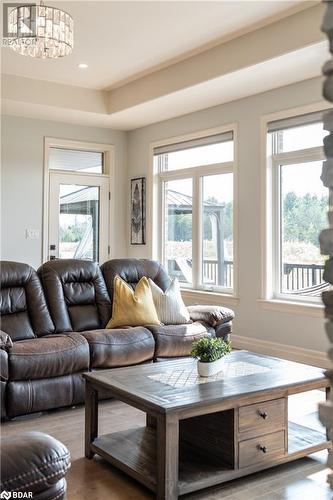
{"left": 258, "top": 299, "right": 324, "bottom": 317}
{"left": 181, "top": 288, "right": 239, "bottom": 307}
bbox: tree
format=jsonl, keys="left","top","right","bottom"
{"left": 283, "top": 191, "right": 327, "bottom": 246}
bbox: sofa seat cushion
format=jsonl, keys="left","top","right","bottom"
{"left": 1, "top": 431, "right": 70, "bottom": 496}
{"left": 146, "top": 321, "right": 215, "bottom": 358}
{"left": 80, "top": 327, "right": 155, "bottom": 369}
{"left": 9, "top": 333, "right": 89, "bottom": 381}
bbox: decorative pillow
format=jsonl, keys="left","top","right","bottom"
{"left": 107, "top": 276, "right": 160, "bottom": 329}
{"left": 148, "top": 278, "right": 191, "bottom": 325}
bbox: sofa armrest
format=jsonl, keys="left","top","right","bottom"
{"left": 187, "top": 305, "right": 234, "bottom": 327}
{"left": 0, "top": 330, "right": 13, "bottom": 351}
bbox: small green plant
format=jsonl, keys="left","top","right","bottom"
{"left": 190, "top": 337, "right": 232, "bottom": 363}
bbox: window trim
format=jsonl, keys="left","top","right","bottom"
{"left": 261, "top": 102, "right": 330, "bottom": 307}
{"left": 43, "top": 137, "right": 115, "bottom": 264}
{"left": 149, "top": 124, "right": 239, "bottom": 297}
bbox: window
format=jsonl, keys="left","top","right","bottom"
{"left": 58, "top": 184, "right": 100, "bottom": 260}
{"left": 268, "top": 112, "right": 328, "bottom": 301}
{"left": 49, "top": 147, "right": 104, "bottom": 173}
{"left": 154, "top": 130, "right": 235, "bottom": 294}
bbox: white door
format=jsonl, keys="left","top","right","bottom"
{"left": 48, "top": 171, "right": 110, "bottom": 263}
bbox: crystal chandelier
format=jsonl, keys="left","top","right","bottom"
{"left": 7, "top": 2, "right": 74, "bottom": 59}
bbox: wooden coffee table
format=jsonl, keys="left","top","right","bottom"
{"left": 83, "top": 351, "right": 331, "bottom": 499}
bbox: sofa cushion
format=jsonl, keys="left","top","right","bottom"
{"left": 147, "top": 321, "right": 214, "bottom": 358}
{"left": 80, "top": 327, "right": 155, "bottom": 368}
{"left": 1, "top": 431, "right": 70, "bottom": 495}
{"left": 9, "top": 333, "right": 89, "bottom": 381}
{"left": 1, "top": 261, "right": 54, "bottom": 341}
{"left": 149, "top": 278, "right": 190, "bottom": 325}
{"left": 38, "top": 259, "right": 111, "bottom": 332}
{"left": 107, "top": 276, "right": 160, "bottom": 329}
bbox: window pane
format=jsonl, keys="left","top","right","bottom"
{"left": 280, "top": 161, "right": 327, "bottom": 296}
{"left": 202, "top": 173, "right": 233, "bottom": 290}
{"left": 59, "top": 184, "right": 99, "bottom": 261}
{"left": 155, "top": 141, "right": 233, "bottom": 172}
{"left": 164, "top": 178, "right": 192, "bottom": 285}
{"left": 271, "top": 122, "right": 327, "bottom": 153}
{"left": 50, "top": 148, "right": 103, "bottom": 173}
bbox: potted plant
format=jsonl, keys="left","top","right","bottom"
{"left": 190, "top": 337, "right": 232, "bottom": 377}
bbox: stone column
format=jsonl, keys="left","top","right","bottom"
{"left": 319, "top": 0, "right": 333, "bottom": 491}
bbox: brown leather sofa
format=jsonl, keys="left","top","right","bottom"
{"left": 0, "top": 258, "right": 234, "bottom": 418}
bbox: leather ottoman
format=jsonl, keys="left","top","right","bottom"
{"left": 0, "top": 431, "right": 70, "bottom": 499}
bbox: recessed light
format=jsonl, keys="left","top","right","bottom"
{"left": 78, "top": 63, "right": 88, "bottom": 69}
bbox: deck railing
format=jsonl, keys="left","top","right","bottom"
{"left": 168, "top": 259, "right": 325, "bottom": 292}
{"left": 282, "top": 262, "right": 325, "bottom": 292}
{"left": 202, "top": 259, "right": 233, "bottom": 288}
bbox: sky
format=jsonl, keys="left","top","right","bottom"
{"left": 282, "top": 161, "right": 327, "bottom": 199}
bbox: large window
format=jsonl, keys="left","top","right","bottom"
{"left": 154, "top": 130, "right": 235, "bottom": 293}
{"left": 268, "top": 112, "right": 328, "bottom": 301}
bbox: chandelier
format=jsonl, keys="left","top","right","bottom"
{"left": 7, "top": 2, "right": 74, "bottom": 59}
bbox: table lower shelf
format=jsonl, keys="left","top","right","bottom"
{"left": 91, "top": 422, "right": 330, "bottom": 496}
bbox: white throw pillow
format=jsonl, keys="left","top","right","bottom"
{"left": 148, "top": 278, "right": 191, "bottom": 325}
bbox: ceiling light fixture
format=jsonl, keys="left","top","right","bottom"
{"left": 78, "top": 63, "right": 88, "bottom": 69}
{"left": 7, "top": 1, "right": 74, "bottom": 59}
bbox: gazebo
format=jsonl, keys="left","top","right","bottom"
{"left": 167, "top": 189, "right": 226, "bottom": 286}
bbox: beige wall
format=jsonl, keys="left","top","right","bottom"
{"left": 127, "top": 76, "right": 329, "bottom": 356}
{"left": 1, "top": 115, "right": 127, "bottom": 268}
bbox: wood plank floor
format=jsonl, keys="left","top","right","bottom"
{"left": 2, "top": 398, "right": 332, "bottom": 500}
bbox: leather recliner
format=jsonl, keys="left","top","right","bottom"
{"left": 0, "top": 261, "right": 90, "bottom": 418}
{"left": 38, "top": 259, "right": 156, "bottom": 370}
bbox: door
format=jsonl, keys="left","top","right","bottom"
{"left": 48, "top": 171, "right": 110, "bottom": 263}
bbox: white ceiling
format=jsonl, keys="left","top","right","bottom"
{"left": 2, "top": 0, "right": 308, "bottom": 90}
{"left": 3, "top": 41, "right": 328, "bottom": 130}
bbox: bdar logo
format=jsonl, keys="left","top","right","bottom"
{"left": 0, "top": 493, "right": 32, "bottom": 499}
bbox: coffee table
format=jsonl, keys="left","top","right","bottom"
{"left": 83, "top": 351, "right": 331, "bottom": 499}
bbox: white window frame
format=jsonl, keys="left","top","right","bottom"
{"left": 261, "top": 103, "right": 330, "bottom": 310}
{"left": 149, "top": 124, "right": 238, "bottom": 298}
{"left": 43, "top": 137, "right": 115, "bottom": 263}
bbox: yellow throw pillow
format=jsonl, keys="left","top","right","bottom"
{"left": 107, "top": 276, "right": 161, "bottom": 328}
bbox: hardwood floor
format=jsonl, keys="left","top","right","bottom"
{"left": 2, "top": 397, "right": 332, "bottom": 500}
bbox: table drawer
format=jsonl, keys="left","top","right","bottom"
{"left": 238, "top": 398, "right": 285, "bottom": 436}
{"left": 239, "top": 430, "right": 285, "bottom": 468}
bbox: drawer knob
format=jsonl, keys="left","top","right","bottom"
{"left": 259, "top": 445, "right": 268, "bottom": 453}
{"left": 258, "top": 410, "right": 268, "bottom": 419}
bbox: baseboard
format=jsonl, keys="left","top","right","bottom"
{"left": 232, "top": 334, "right": 330, "bottom": 368}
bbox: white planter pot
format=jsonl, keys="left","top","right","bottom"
{"left": 197, "top": 358, "right": 225, "bottom": 377}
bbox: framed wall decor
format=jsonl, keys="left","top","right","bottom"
{"left": 130, "top": 177, "right": 146, "bottom": 245}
